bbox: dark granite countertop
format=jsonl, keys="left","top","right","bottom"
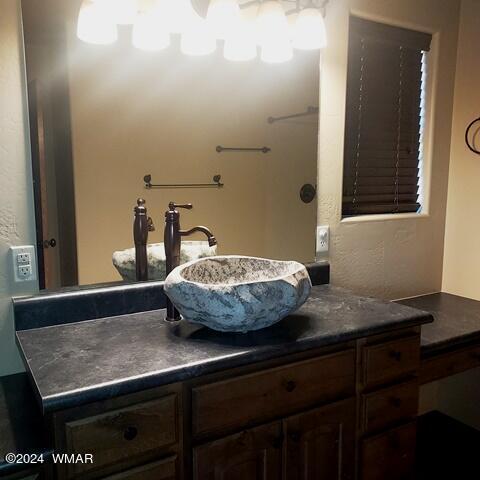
{"left": 397, "top": 292, "right": 480, "bottom": 356}
{"left": 0, "top": 373, "right": 53, "bottom": 476}
{"left": 16, "top": 285, "right": 432, "bottom": 413}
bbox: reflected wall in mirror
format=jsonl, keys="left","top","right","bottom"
{"left": 22, "top": 0, "right": 320, "bottom": 290}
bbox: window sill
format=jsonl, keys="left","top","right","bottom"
{"left": 340, "top": 212, "right": 430, "bottom": 224}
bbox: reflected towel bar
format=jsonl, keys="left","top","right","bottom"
{"left": 268, "top": 106, "right": 319, "bottom": 124}
{"left": 216, "top": 145, "right": 271, "bottom": 154}
{"left": 144, "top": 174, "right": 224, "bottom": 189}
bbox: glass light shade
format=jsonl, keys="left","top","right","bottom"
{"left": 157, "top": 0, "right": 198, "bottom": 34}
{"left": 132, "top": 10, "right": 170, "bottom": 51}
{"left": 107, "top": 0, "right": 138, "bottom": 25}
{"left": 77, "top": 0, "right": 118, "bottom": 45}
{"left": 224, "top": 18, "right": 257, "bottom": 61}
{"left": 261, "top": 38, "right": 293, "bottom": 63}
{"left": 181, "top": 14, "right": 217, "bottom": 55}
{"left": 206, "top": 0, "right": 240, "bottom": 40}
{"left": 256, "top": 1, "right": 290, "bottom": 46}
{"left": 292, "top": 8, "right": 327, "bottom": 50}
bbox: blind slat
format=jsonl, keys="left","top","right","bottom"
{"left": 343, "top": 176, "right": 420, "bottom": 187}
{"left": 343, "top": 203, "right": 421, "bottom": 215}
{"left": 344, "top": 184, "right": 419, "bottom": 195}
{"left": 349, "top": 17, "right": 432, "bottom": 51}
{"left": 343, "top": 194, "right": 419, "bottom": 204}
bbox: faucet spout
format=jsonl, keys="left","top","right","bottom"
{"left": 163, "top": 202, "right": 218, "bottom": 322}
{"left": 180, "top": 226, "right": 217, "bottom": 247}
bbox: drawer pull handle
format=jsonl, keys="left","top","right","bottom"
{"left": 389, "top": 350, "right": 402, "bottom": 361}
{"left": 285, "top": 380, "right": 296, "bottom": 392}
{"left": 123, "top": 426, "right": 138, "bottom": 441}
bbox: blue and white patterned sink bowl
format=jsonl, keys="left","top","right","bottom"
{"left": 164, "top": 256, "right": 312, "bottom": 333}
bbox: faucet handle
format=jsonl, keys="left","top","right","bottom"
{"left": 169, "top": 202, "right": 193, "bottom": 211}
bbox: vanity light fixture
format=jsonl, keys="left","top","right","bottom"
{"left": 224, "top": 12, "right": 258, "bottom": 61}
{"left": 132, "top": 8, "right": 171, "bottom": 51}
{"left": 207, "top": 0, "right": 241, "bottom": 40}
{"left": 76, "top": 0, "right": 329, "bottom": 62}
{"left": 159, "top": 0, "right": 199, "bottom": 34}
{"left": 256, "top": 1, "right": 293, "bottom": 63}
{"left": 77, "top": 0, "right": 118, "bottom": 45}
{"left": 291, "top": 6, "right": 327, "bottom": 50}
{"left": 107, "top": 0, "right": 138, "bottom": 25}
{"left": 180, "top": 12, "right": 217, "bottom": 55}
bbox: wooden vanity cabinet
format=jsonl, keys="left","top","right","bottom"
{"left": 49, "top": 328, "right": 422, "bottom": 480}
{"left": 193, "top": 422, "right": 283, "bottom": 480}
{"left": 358, "top": 329, "right": 421, "bottom": 480}
{"left": 192, "top": 398, "right": 356, "bottom": 480}
{"left": 283, "top": 398, "right": 356, "bottom": 480}
{"left": 51, "top": 384, "right": 183, "bottom": 480}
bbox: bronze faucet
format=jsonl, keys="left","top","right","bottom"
{"left": 133, "top": 198, "right": 155, "bottom": 282}
{"left": 164, "top": 202, "right": 217, "bottom": 321}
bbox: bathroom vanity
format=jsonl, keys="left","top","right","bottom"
{"left": 13, "top": 283, "right": 432, "bottom": 480}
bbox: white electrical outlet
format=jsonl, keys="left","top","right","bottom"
{"left": 16, "top": 252, "right": 31, "bottom": 265}
{"left": 316, "top": 226, "right": 329, "bottom": 253}
{"left": 10, "top": 246, "right": 37, "bottom": 282}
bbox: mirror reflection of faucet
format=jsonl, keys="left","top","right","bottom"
{"left": 133, "top": 198, "right": 155, "bottom": 282}
{"left": 130, "top": 199, "right": 217, "bottom": 321}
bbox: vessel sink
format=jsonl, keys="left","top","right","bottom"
{"left": 112, "top": 241, "right": 217, "bottom": 282}
{"left": 164, "top": 256, "right": 312, "bottom": 332}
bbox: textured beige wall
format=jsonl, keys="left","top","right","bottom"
{"left": 66, "top": 36, "right": 319, "bottom": 285}
{"left": 434, "top": 0, "right": 480, "bottom": 430}
{"left": 442, "top": 0, "right": 480, "bottom": 301}
{"left": 318, "top": 0, "right": 460, "bottom": 300}
{"left": 0, "top": 0, "right": 37, "bottom": 376}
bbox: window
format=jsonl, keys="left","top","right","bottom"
{"left": 342, "top": 17, "right": 432, "bottom": 217}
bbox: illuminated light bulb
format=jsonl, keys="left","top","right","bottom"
{"left": 287, "top": 11, "right": 298, "bottom": 40}
{"left": 132, "top": 9, "right": 170, "bottom": 51}
{"left": 181, "top": 13, "right": 217, "bottom": 55}
{"left": 157, "top": 0, "right": 198, "bottom": 34}
{"left": 260, "top": 38, "right": 293, "bottom": 63}
{"left": 291, "top": 8, "right": 327, "bottom": 50}
{"left": 224, "top": 17, "right": 257, "bottom": 61}
{"left": 106, "top": 0, "right": 139, "bottom": 25}
{"left": 207, "top": 0, "right": 240, "bottom": 40}
{"left": 256, "top": 1, "right": 290, "bottom": 45}
{"left": 77, "top": 0, "right": 118, "bottom": 45}
{"left": 256, "top": 1, "right": 293, "bottom": 63}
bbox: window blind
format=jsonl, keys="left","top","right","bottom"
{"left": 342, "top": 17, "right": 432, "bottom": 216}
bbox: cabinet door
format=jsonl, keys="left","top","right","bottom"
{"left": 283, "top": 398, "right": 356, "bottom": 480}
{"left": 361, "top": 421, "right": 417, "bottom": 480}
{"left": 193, "top": 422, "right": 282, "bottom": 480}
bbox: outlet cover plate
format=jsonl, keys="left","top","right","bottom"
{"left": 316, "top": 226, "right": 329, "bottom": 253}
{"left": 10, "top": 245, "right": 37, "bottom": 282}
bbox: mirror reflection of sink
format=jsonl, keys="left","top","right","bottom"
{"left": 164, "top": 256, "right": 312, "bottom": 333}
{"left": 112, "top": 241, "right": 217, "bottom": 282}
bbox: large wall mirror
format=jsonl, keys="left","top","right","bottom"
{"left": 21, "top": 0, "right": 320, "bottom": 290}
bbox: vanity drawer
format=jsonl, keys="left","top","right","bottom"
{"left": 362, "top": 335, "right": 420, "bottom": 388}
{"left": 360, "top": 421, "right": 417, "bottom": 480}
{"left": 101, "top": 456, "right": 178, "bottom": 480}
{"left": 361, "top": 380, "right": 419, "bottom": 434}
{"left": 192, "top": 349, "right": 355, "bottom": 438}
{"left": 65, "top": 395, "right": 178, "bottom": 477}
